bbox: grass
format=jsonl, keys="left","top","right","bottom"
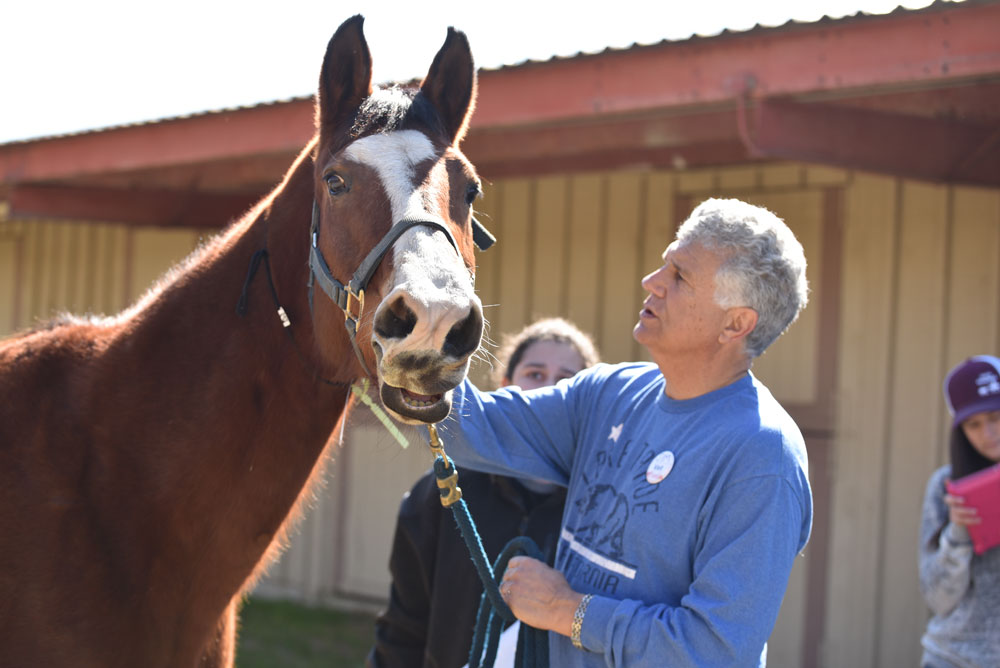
{"left": 236, "top": 597, "right": 378, "bottom": 668}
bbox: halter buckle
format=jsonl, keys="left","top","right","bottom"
{"left": 345, "top": 288, "right": 365, "bottom": 325}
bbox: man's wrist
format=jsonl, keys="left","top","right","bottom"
{"left": 553, "top": 592, "right": 586, "bottom": 637}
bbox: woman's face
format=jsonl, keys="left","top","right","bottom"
{"left": 961, "top": 409, "right": 1000, "bottom": 462}
{"left": 504, "top": 340, "right": 586, "bottom": 391}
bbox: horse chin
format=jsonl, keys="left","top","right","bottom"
{"left": 379, "top": 384, "right": 453, "bottom": 425}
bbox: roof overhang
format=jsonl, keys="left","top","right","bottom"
{"left": 466, "top": 0, "right": 1000, "bottom": 181}
{"left": 2, "top": 0, "right": 998, "bottom": 227}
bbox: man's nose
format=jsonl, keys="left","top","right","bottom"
{"left": 641, "top": 266, "right": 666, "bottom": 294}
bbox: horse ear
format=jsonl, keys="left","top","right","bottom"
{"left": 317, "top": 15, "right": 373, "bottom": 130}
{"left": 420, "top": 27, "right": 477, "bottom": 145}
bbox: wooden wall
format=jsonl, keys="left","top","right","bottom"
{"left": 3, "top": 164, "right": 999, "bottom": 667}
{"left": 0, "top": 217, "right": 204, "bottom": 331}
{"left": 824, "top": 176, "right": 1000, "bottom": 668}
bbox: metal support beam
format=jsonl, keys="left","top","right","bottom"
{"left": 464, "top": 107, "right": 750, "bottom": 177}
{"left": 744, "top": 98, "right": 1000, "bottom": 187}
{"left": 0, "top": 102, "right": 314, "bottom": 183}
{"left": 6, "top": 184, "right": 262, "bottom": 228}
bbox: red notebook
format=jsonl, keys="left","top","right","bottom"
{"left": 946, "top": 463, "right": 1000, "bottom": 555}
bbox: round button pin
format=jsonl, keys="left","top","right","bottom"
{"left": 646, "top": 450, "right": 675, "bottom": 484}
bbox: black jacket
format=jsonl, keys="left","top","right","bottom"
{"left": 367, "top": 468, "right": 566, "bottom": 668}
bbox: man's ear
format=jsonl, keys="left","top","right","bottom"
{"left": 719, "top": 306, "right": 758, "bottom": 344}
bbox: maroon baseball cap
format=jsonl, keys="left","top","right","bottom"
{"left": 944, "top": 355, "right": 1000, "bottom": 426}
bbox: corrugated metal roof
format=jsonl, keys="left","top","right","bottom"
{"left": 482, "top": 0, "right": 970, "bottom": 71}
{"left": 0, "top": 0, "right": 976, "bottom": 147}
{"left": 0, "top": 96, "right": 315, "bottom": 147}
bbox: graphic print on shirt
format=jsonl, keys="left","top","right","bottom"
{"left": 561, "top": 426, "right": 669, "bottom": 595}
{"left": 566, "top": 482, "right": 628, "bottom": 558}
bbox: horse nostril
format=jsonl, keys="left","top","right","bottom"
{"left": 443, "top": 306, "right": 484, "bottom": 359}
{"left": 375, "top": 296, "right": 417, "bottom": 340}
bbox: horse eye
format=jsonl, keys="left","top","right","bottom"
{"left": 326, "top": 173, "right": 349, "bottom": 196}
{"left": 465, "top": 182, "right": 482, "bottom": 206}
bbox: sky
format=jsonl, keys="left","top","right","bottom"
{"left": 1, "top": 0, "right": 941, "bottom": 144}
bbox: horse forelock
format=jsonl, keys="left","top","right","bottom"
{"left": 349, "top": 86, "right": 447, "bottom": 142}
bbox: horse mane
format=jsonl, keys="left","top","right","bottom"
{"left": 23, "top": 148, "right": 320, "bottom": 341}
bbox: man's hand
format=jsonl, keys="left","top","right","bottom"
{"left": 499, "top": 556, "right": 584, "bottom": 637}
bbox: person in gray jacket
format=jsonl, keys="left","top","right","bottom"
{"left": 919, "top": 355, "right": 1000, "bottom": 668}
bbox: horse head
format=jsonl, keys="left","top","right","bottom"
{"left": 309, "top": 16, "right": 484, "bottom": 424}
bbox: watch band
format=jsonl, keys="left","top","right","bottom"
{"left": 571, "top": 593, "right": 594, "bottom": 650}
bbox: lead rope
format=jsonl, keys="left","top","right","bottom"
{"left": 240, "top": 247, "right": 539, "bottom": 660}
{"left": 426, "top": 425, "right": 549, "bottom": 668}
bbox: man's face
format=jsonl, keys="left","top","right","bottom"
{"left": 633, "top": 240, "right": 730, "bottom": 363}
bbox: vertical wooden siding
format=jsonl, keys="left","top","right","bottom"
{"left": 470, "top": 170, "right": 676, "bottom": 381}
{"left": 4, "top": 166, "right": 999, "bottom": 667}
{"left": 824, "top": 178, "right": 1000, "bottom": 668}
{"left": 0, "top": 218, "right": 203, "bottom": 333}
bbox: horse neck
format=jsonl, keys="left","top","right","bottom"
{"left": 101, "top": 147, "right": 359, "bottom": 601}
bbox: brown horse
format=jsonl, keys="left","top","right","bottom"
{"left": 0, "top": 16, "right": 486, "bottom": 667}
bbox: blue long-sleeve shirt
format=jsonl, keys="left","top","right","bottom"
{"left": 439, "top": 362, "right": 812, "bottom": 667}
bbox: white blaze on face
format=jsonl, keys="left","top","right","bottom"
{"left": 343, "top": 130, "right": 437, "bottom": 222}
{"left": 344, "top": 130, "right": 479, "bottom": 356}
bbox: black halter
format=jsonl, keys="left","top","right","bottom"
{"left": 306, "top": 200, "right": 495, "bottom": 377}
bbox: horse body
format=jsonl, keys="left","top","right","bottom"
{"left": 0, "top": 187, "right": 350, "bottom": 666}
{"left": 0, "top": 16, "right": 483, "bottom": 667}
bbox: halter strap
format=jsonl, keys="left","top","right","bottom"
{"left": 307, "top": 200, "right": 460, "bottom": 311}
{"left": 307, "top": 200, "right": 464, "bottom": 377}
{"left": 471, "top": 216, "right": 496, "bottom": 251}
{"left": 238, "top": 199, "right": 495, "bottom": 385}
